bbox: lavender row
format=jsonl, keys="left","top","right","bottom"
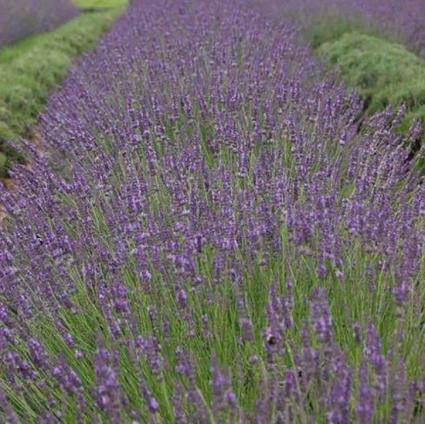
{"left": 292, "top": 0, "right": 425, "bottom": 55}
{"left": 0, "top": 0, "right": 78, "bottom": 47}
{"left": 0, "top": 0, "right": 424, "bottom": 421}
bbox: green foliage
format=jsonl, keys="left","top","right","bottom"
{"left": 72, "top": 0, "right": 127, "bottom": 9}
{"left": 306, "top": 16, "right": 370, "bottom": 50}
{"left": 0, "top": 10, "right": 120, "bottom": 177}
{"left": 319, "top": 32, "right": 425, "bottom": 148}
{"left": 301, "top": 12, "right": 396, "bottom": 50}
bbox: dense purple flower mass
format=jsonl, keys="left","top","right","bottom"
{"left": 0, "top": 0, "right": 78, "bottom": 47}
{"left": 0, "top": 0, "right": 424, "bottom": 421}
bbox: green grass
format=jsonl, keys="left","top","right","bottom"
{"left": 0, "top": 8, "right": 123, "bottom": 177}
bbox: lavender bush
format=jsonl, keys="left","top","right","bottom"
{"left": 0, "top": 0, "right": 78, "bottom": 47}
{"left": 274, "top": 0, "right": 425, "bottom": 56}
{"left": 0, "top": 0, "right": 424, "bottom": 422}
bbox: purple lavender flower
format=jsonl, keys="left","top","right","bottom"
{"left": 0, "top": 0, "right": 423, "bottom": 422}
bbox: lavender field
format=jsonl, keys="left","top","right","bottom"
{"left": 270, "top": 0, "right": 425, "bottom": 56}
{"left": 0, "top": 0, "right": 424, "bottom": 422}
{"left": 0, "top": 0, "right": 78, "bottom": 47}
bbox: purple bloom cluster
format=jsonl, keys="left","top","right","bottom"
{"left": 0, "top": 0, "right": 424, "bottom": 421}
{"left": 0, "top": 0, "right": 78, "bottom": 47}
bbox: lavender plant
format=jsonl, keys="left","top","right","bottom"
{"left": 0, "top": 0, "right": 78, "bottom": 47}
{"left": 0, "top": 0, "right": 424, "bottom": 422}
{"left": 275, "top": 0, "right": 425, "bottom": 56}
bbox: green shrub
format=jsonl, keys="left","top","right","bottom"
{"left": 319, "top": 32, "right": 425, "bottom": 151}
{"left": 305, "top": 15, "right": 375, "bottom": 49}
